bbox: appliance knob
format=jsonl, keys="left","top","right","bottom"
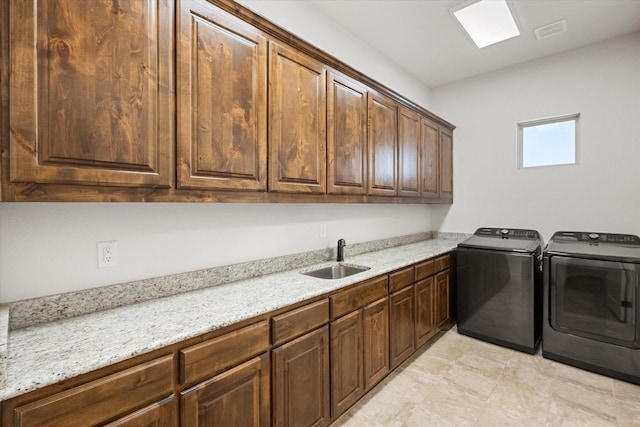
{"left": 589, "top": 233, "right": 600, "bottom": 240}
{"left": 501, "top": 229, "right": 509, "bottom": 235}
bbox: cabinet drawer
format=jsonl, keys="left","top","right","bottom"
{"left": 272, "top": 299, "right": 329, "bottom": 346}
{"left": 331, "top": 275, "right": 388, "bottom": 319}
{"left": 415, "top": 259, "right": 435, "bottom": 281}
{"left": 435, "top": 254, "right": 450, "bottom": 272}
{"left": 180, "top": 320, "right": 269, "bottom": 386}
{"left": 389, "top": 266, "right": 414, "bottom": 293}
{"left": 14, "top": 355, "right": 174, "bottom": 427}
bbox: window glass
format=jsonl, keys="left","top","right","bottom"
{"left": 518, "top": 114, "right": 578, "bottom": 168}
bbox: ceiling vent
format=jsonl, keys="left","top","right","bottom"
{"left": 534, "top": 20, "right": 567, "bottom": 40}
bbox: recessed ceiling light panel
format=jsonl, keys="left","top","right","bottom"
{"left": 452, "top": 0, "right": 521, "bottom": 48}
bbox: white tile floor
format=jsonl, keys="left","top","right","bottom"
{"left": 331, "top": 328, "right": 640, "bottom": 427}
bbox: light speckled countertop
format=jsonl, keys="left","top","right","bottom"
{"left": 1, "top": 237, "right": 464, "bottom": 401}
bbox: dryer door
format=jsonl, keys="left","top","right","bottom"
{"left": 550, "top": 256, "right": 639, "bottom": 348}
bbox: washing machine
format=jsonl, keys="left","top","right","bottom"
{"left": 456, "top": 227, "right": 543, "bottom": 353}
{"left": 543, "top": 231, "right": 640, "bottom": 384}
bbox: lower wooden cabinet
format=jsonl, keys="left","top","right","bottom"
{"left": 12, "top": 356, "right": 174, "bottom": 427}
{"left": 415, "top": 276, "right": 437, "bottom": 348}
{"left": 435, "top": 270, "right": 451, "bottom": 329}
{"left": 181, "top": 354, "right": 270, "bottom": 427}
{"left": 329, "top": 296, "right": 390, "bottom": 417}
{"left": 272, "top": 326, "right": 331, "bottom": 427}
{"left": 330, "top": 310, "right": 363, "bottom": 416}
{"left": 330, "top": 276, "right": 389, "bottom": 418}
{"left": 3, "top": 252, "right": 452, "bottom": 427}
{"left": 389, "top": 286, "right": 415, "bottom": 369}
{"left": 362, "top": 297, "right": 389, "bottom": 391}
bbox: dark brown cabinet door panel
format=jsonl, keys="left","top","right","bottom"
{"left": 269, "top": 42, "right": 326, "bottom": 194}
{"left": 273, "top": 326, "right": 330, "bottom": 427}
{"left": 330, "top": 310, "right": 363, "bottom": 417}
{"left": 362, "top": 297, "right": 389, "bottom": 391}
{"left": 415, "top": 277, "right": 436, "bottom": 348}
{"left": 398, "top": 107, "right": 420, "bottom": 197}
{"left": 436, "top": 270, "right": 451, "bottom": 329}
{"left": 9, "top": 0, "right": 173, "bottom": 187}
{"left": 367, "top": 92, "right": 397, "bottom": 196}
{"left": 14, "top": 356, "right": 174, "bottom": 427}
{"left": 327, "top": 72, "right": 367, "bottom": 195}
{"left": 439, "top": 128, "right": 453, "bottom": 201}
{"left": 181, "top": 353, "right": 270, "bottom": 427}
{"left": 420, "top": 118, "right": 439, "bottom": 199}
{"left": 177, "top": 0, "right": 267, "bottom": 191}
{"left": 389, "top": 286, "right": 415, "bottom": 369}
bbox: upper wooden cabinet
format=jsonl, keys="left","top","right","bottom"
{"left": 439, "top": 128, "right": 454, "bottom": 201}
{"left": 1, "top": 0, "right": 453, "bottom": 203}
{"left": 269, "top": 42, "right": 327, "bottom": 194}
{"left": 177, "top": 0, "right": 267, "bottom": 191}
{"left": 420, "top": 117, "right": 454, "bottom": 201}
{"left": 367, "top": 92, "right": 398, "bottom": 196}
{"left": 420, "top": 118, "right": 440, "bottom": 199}
{"left": 327, "top": 72, "right": 368, "bottom": 195}
{"left": 398, "top": 107, "right": 421, "bottom": 197}
{"left": 8, "top": 0, "right": 173, "bottom": 188}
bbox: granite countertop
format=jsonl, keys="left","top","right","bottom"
{"left": 0, "top": 237, "right": 464, "bottom": 401}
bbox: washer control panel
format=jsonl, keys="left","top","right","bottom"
{"left": 475, "top": 227, "right": 540, "bottom": 240}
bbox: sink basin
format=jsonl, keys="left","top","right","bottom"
{"left": 301, "top": 263, "right": 370, "bottom": 280}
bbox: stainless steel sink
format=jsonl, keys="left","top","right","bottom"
{"left": 301, "top": 263, "right": 370, "bottom": 280}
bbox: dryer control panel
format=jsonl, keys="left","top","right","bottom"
{"left": 551, "top": 231, "right": 640, "bottom": 245}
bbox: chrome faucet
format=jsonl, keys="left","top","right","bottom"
{"left": 337, "top": 238, "right": 346, "bottom": 262}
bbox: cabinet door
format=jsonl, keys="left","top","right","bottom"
{"left": 435, "top": 270, "right": 451, "bottom": 329}
{"left": 327, "top": 72, "right": 368, "bottom": 195}
{"left": 181, "top": 353, "right": 270, "bottom": 427}
{"left": 389, "top": 286, "right": 415, "bottom": 369}
{"left": 9, "top": 0, "right": 173, "bottom": 187}
{"left": 269, "top": 42, "right": 326, "bottom": 194}
{"left": 103, "top": 395, "right": 177, "bottom": 427}
{"left": 362, "top": 297, "right": 389, "bottom": 391}
{"left": 177, "top": 0, "right": 267, "bottom": 191}
{"left": 330, "top": 311, "right": 363, "bottom": 417}
{"left": 415, "top": 277, "right": 436, "bottom": 348}
{"left": 397, "top": 107, "right": 420, "bottom": 197}
{"left": 420, "top": 118, "right": 439, "bottom": 199}
{"left": 273, "top": 326, "right": 330, "bottom": 427}
{"left": 439, "top": 128, "right": 453, "bottom": 201}
{"left": 367, "top": 92, "right": 397, "bottom": 196}
{"left": 14, "top": 356, "right": 174, "bottom": 427}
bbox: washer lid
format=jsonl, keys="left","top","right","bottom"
{"left": 546, "top": 231, "right": 640, "bottom": 262}
{"left": 458, "top": 227, "right": 542, "bottom": 253}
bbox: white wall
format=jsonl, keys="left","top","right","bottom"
{"left": 430, "top": 32, "right": 640, "bottom": 243}
{"left": 0, "top": 203, "right": 430, "bottom": 302}
{"left": 0, "top": 1, "right": 434, "bottom": 304}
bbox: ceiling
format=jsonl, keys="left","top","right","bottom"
{"left": 307, "top": 0, "right": 640, "bottom": 88}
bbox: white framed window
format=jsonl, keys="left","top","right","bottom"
{"left": 517, "top": 113, "right": 579, "bottom": 168}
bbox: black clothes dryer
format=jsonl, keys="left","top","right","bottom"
{"left": 456, "top": 227, "right": 543, "bottom": 353}
{"left": 543, "top": 231, "right": 640, "bottom": 384}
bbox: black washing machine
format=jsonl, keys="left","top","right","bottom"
{"left": 543, "top": 231, "right": 640, "bottom": 384}
{"left": 456, "top": 227, "right": 543, "bottom": 353}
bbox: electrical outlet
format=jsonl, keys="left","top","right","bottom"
{"left": 97, "top": 241, "right": 118, "bottom": 268}
{"left": 319, "top": 223, "right": 327, "bottom": 238}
